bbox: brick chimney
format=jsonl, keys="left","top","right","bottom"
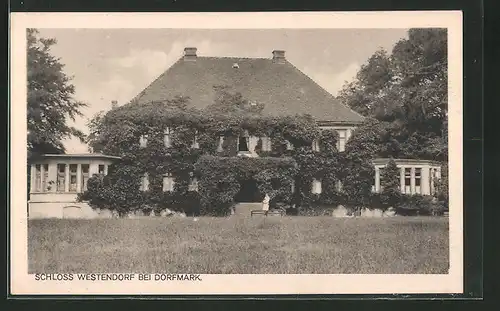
{"left": 184, "top": 47, "right": 197, "bottom": 61}
{"left": 272, "top": 50, "right": 285, "bottom": 64}
{"left": 111, "top": 100, "right": 118, "bottom": 109}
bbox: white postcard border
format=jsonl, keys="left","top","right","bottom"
{"left": 10, "top": 11, "right": 463, "bottom": 295}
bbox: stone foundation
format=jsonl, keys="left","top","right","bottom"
{"left": 28, "top": 201, "right": 98, "bottom": 219}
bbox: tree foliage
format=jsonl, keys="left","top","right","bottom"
{"left": 27, "top": 28, "right": 87, "bottom": 158}
{"left": 337, "top": 28, "right": 448, "bottom": 162}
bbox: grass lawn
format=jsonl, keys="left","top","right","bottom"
{"left": 28, "top": 216, "right": 449, "bottom": 274}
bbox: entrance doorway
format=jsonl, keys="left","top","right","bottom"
{"left": 234, "top": 179, "right": 262, "bottom": 202}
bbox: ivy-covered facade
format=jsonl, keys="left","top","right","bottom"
{"left": 76, "top": 47, "right": 446, "bottom": 217}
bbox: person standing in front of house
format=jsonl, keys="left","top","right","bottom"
{"left": 262, "top": 193, "right": 270, "bottom": 211}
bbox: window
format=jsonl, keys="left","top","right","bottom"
{"left": 140, "top": 173, "right": 149, "bottom": 191}
{"left": 312, "top": 139, "right": 320, "bottom": 152}
{"left": 164, "top": 128, "right": 172, "bottom": 148}
{"left": 311, "top": 178, "right": 322, "bottom": 194}
{"left": 261, "top": 136, "right": 272, "bottom": 151}
{"left": 57, "top": 164, "right": 66, "bottom": 192}
{"left": 336, "top": 180, "right": 343, "bottom": 192}
{"left": 81, "top": 164, "right": 90, "bottom": 191}
{"left": 98, "top": 165, "right": 105, "bottom": 175}
{"left": 42, "top": 164, "right": 49, "bottom": 191}
{"left": 337, "top": 130, "right": 347, "bottom": 152}
{"left": 378, "top": 168, "right": 383, "bottom": 192}
{"left": 430, "top": 168, "right": 436, "bottom": 195}
{"left": 404, "top": 168, "right": 411, "bottom": 194}
{"left": 291, "top": 180, "right": 295, "bottom": 193}
{"left": 163, "top": 173, "right": 175, "bottom": 192}
{"left": 415, "top": 168, "right": 421, "bottom": 194}
{"left": 140, "top": 134, "right": 148, "bottom": 148}
{"left": 188, "top": 177, "right": 198, "bottom": 192}
{"left": 34, "top": 164, "right": 41, "bottom": 192}
{"left": 238, "top": 136, "right": 249, "bottom": 152}
{"left": 217, "top": 136, "right": 224, "bottom": 152}
{"left": 285, "top": 140, "right": 294, "bottom": 150}
{"left": 191, "top": 130, "right": 199, "bottom": 149}
{"left": 69, "top": 164, "right": 78, "bottom": 192}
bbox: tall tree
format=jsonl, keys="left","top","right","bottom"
{"left": 27, "top": 28, "right": 87, "bottom": 158}
{"left": 338, "top": 28, "right": 448, "bottom": 161}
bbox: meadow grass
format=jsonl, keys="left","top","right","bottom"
{"left": 28, "top": 216, "right": 449, "bottom": 274}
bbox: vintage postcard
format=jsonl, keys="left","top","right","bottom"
{"left": 10, "top": 11, "right": 463, "bottom": 295}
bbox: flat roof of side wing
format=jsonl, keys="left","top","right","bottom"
{"left": 29, "top": 153, "right": 122, "bottom": 162}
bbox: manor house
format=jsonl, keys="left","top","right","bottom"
{"left": 27, "top": 47, "right": 441, "bottom": 218}
{"left": 132, "top": 47, "right": 441, "bottom": 197}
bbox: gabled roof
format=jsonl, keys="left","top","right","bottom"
{"left": 131, "top": 53, "right": 365, "bottom": 123}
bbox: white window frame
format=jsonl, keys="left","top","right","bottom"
{"left": 162, "top": 173, "right": 175, "bottom": 192}
{"left": 140, "top": 173, "right": 149, "bottom": 192}
{"left": 188, "top": 177, "right": 199, "bottom": 192}
{"left": 261, "top": 136, "right": 272, "bottom": 151}
{"left": 336, "top": 180, "right": 343, "bottom": 192}
{"left": 56, "top": 164, "right": 66, "bottom": 192}
{"left": 311, "top": 178, "right": 322, "bottom": 194}
{"left": 191, "top": 130, "right": 199, "bottom": 149}
{"left": 69, "top": 164, "right": 78, "bottom": 192}
{"left": 34, "top": 164, "right": 41, "bottom": 192}
{"left": 140, "top": 134, "right": 148, "bottom": 148}
{"left": 217, "top": 136, "right": 224, "bottom": 152}
{"left": 404, "top": 168, "right": 411, "bottom": 194}
{"left": 337, "top": 129, "right": 347, "bottom": 152}
{"left": 164, "top": 128, "right": 172, "bottom": 148}
{"left": 312, "top": 139, "right": 320, "bottom": 152}
{"left": 415, "top": 167, "right": 422, "bottom": 194}
{"left": 81, "top": 164, "right": 90, "bottom": 191}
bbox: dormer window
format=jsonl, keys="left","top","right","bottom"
{"left": 232, "top": 63, "right": 239, "bottom": 69}
{"left": 139, "top": 134, "right": 148, "bottom": 148}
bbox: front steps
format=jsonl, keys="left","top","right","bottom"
{"left": 233, "top": 202, "right": 262, "bottom": 217}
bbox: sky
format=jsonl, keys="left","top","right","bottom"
{"left": 36, "top": 28, "right": 409, "bottom": 153}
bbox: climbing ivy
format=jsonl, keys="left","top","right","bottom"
{"left": 80, "top": 88, "right": 444, "bottom": 216}
{"left": 80, "top": 90, "right": 347, "bottom": 216}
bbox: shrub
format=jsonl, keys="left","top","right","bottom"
{"left": 379, "top": 158, "right": 402, "bottom": 210}
{"left": 396, "top": 194, "right": 435, "bottom": 216}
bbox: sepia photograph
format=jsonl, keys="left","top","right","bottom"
{"left": 10, "top": 12, "right": 463, "bottom": 295}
